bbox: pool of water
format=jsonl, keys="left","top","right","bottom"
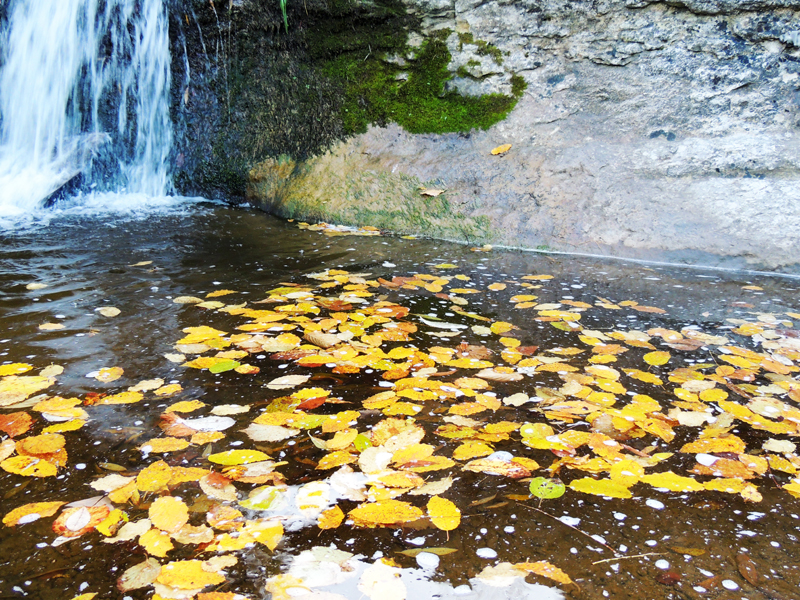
{"left": 0, "top": 200, "right": 799, "bottom": 600}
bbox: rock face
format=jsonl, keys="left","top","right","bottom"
{"left": 178, "top": 0, "right": 800, "bottom": 271}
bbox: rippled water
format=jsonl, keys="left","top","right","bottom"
{"left": 0, "top": 202, "right": 799, "bottom": 600}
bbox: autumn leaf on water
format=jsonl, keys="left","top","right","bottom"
{"left": 3, "top": 501, "right": 65, "bottom": 526}
{"left": 349, "top": 500, "right": 424, "bottom": 527}
{"left": 149, "top": 496, "right": 189, "bottom": 533}
{"left": 318, "top": 505, "right": 345, "bottom": 530}
{"left": 569, "top": 477, "right": 632, "bottom": 499}
{"left": 514, "top": 561, "right": 574, "bottom": 586}
{"left": 427, "top": 496, "right": 461, "bottom": 531}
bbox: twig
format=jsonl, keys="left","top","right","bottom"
{"left": 593, "top": 553, "right": 661, "bottom": 565}
{"left": 515, "top": 502, "right": 617, "bottom": 555}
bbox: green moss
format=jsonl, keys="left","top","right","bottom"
{"left": 318, "top": 33, "right": 520, "bottom": 135}
{"left": 511, "top": 74, "right": 527, "bottom": 96}
{"left": 456, "top": 32, "right": 502, "bottom": 65}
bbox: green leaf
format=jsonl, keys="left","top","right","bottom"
{"left": 354, "top": 433, "right": 372, "bottom": 452}
{"left": 209, "top": 360, "right": 240, "bottom": 374}
{"left": 529, "top": 477, "right": 565, "bottom": 500}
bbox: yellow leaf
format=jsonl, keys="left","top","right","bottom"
{"left": 38, "top": 323, "right": 65, "bottom": 331}
{"left": 681, "top": 436, "right": 746, "bottom": 454}
{"left": 318, "top": 505, "right": 345, "bottom": 530}
{"left": 136, "top": 460, "right": 173, "bottom": 492}
{"left": 139, "top": 528, "right": 174, "bottom": 557}
{"left": 349, "top": 500, "right": 424, "bottom": 527}
{"left": 95, "top": 366, "right": 124, "bottom": 382}
{"left": 165, "top": 400, "right": 206, "bottom": 413}
{"left": 154, "top": 383, "right": 183, "bottom": 397}
{"left": 427, "top": 496, "right": 461, "bottom": 531}
{"left": 3, "top": 501, "right": 65, "bottom": 526}
{"left": 156, "top": 559, "right": 225, "bottom": 589}
{"left": 453, "top": 441, "right": 494, "bottom": 460}
{"left": 96, "top": 508, "right": 128, "bottom": 536}
{"left": 1, "top": 455, "right": 57, "bottom": 477}
{"left": 491, "top": 143, "right": 512, "bottom": 155}
{"left": 0, "top": 363, "right": 32, "bottom": 376}
{"left": 703, "top": 478, "right": 747, "bottom": 494}
{"left": 140, "top": 438, "right": 190, "bottom": 453}
{"left": 19, "top": 433, "right": 65, "bottom": 455}
{"left": 643, "top": 351, "right": 670, "bottom": 366}
{"left": 96, "top": 391, "right": 143, "bottom": 405}
{"left": 317, "top": 450, "right": 358, "bottom": 470}
{"left": 208, "top": 449, "right": 270, "bottom": 465}
{"left": 569, "top": 477, "right": 632, "bottom": 498}
{"left": 490, "top": 321, "right": 514, "bottom": 334}
{"left": 514, "top": 561, "right": 573, "bottom": 585}
{"left": 640, "top": 471, "right": 704, "bottom": 492}
{"left": 0, "top": 375, "right": 54, "bottom": 406}
{"left": 699, "top": 388, "right": 728, "bottom": 402}
{"left": 149, "top": 496, "right": 190, "bottom": 533}
{"left": 488, "top": 283, "right": 507, "bottom": 291}
{"left": 69, "top": 594, "right": 97, "bottom": 600}
{"left": 43, "top": 419, "right": 86, "bottom": 434}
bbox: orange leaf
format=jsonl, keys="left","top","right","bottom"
{"left": 149, "top": 496, "right": 189, "bottom": 533}
{"left": 0, "top": 412, "right": 33, "bottom": 437}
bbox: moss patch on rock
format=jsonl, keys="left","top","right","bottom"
{"left": 248, "top": 154, "right": 493, "bottom": 244}
{"left": 316, "top": 30, "right": 521, "bottom": 136}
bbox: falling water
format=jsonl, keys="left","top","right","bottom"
{"left": 0, "top": 0, "right": 173, "bottom": 217}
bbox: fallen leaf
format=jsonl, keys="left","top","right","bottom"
{"left": 427, "top": 496, "right": 461, "bottom": 531}
{"left": 491, "top": 143, "right": 512, "bottom": 155}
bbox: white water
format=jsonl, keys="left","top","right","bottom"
{"left": 0, "top": 0, "right": 173, "bottom": 218}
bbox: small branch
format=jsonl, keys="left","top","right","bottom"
{"left": 593, "top": 553, "right": 661, "bottom": 565}
{"left": 515, "top": 502, "right": 617, "bottom": 555}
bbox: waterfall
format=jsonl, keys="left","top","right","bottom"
{"left": 0, "top": 0, "right": 173, "bottom": 217}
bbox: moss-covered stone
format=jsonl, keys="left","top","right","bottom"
{"left": 248, "top": 152, "right": 494, "bottom": 244}
{"left": 172, "top": 0, "right": 523, "bottom": 199}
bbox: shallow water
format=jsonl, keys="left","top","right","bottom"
{"left": 0, "top": 202, "right": 799, "bottom": 600}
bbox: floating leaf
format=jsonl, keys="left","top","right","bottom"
{"left": 117, "top": 557, "right": 161, "bottom": 592}
{"left": 155, "top": 559, "right": 225, "bottom": 590}
{"left": 427, "top": 496, "right": 461, "bottom": 531}
{"left": 569, "top": 477, "right": 632, "bottom": 499}
{"left": 3, "top": 501, "right": 65, "bottom": 526}
{"left": 318, "top": 505, "right": 345, "bottom": 530}
{"left": 95, "top": 307, "right": 121, "bottom": 317}
{"left": 529, "top": 477, "right": 566, "bottom": 500}
{"left": 643, "top": 351, "right": 670, "bottom": 366}
{"left": 349, "top": 500, "right": 424, "bottom": 527}
{"left": 514, "top": 561, "right": 574, "bottom": 585}
{"left": 149, "top": 496, "right": 189, "bottom": 533}
{"left": 208, "top": 449, "right": 270, "bottom": 465}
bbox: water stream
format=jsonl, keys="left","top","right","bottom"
{"left": 0, "top": 0, "right": 172, "bottom": 217}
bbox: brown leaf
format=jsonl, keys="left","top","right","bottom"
{"left": 736, "top": 553, "right": 759, "bottom": 586}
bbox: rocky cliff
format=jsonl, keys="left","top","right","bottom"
{"left": 173, "top": 0, "right": 800, "bottom": 271}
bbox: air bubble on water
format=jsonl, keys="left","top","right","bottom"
{"left": 504, "top": 526, "right": 515, "bottom": 533}
{"left": 559, "top": 516, "right": 581, "bottom": 527}
{"left": 613, "top": 512, "right": 626, "bottom": 520}
{"left": 655, "top": 560, "right": 669, "bottom": 570}
{"left": 645, "top": 540, "right": 657, "bottom": 547}
{"left": 646, "top": 499, "right": 665, "bottom": 510}
{"left": 476, "top": 548, "right": 497, "bottom": 559}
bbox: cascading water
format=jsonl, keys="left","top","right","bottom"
{"left": 0, "top": 0, "right": 173, "bottom": 217}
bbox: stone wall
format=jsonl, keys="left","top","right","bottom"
{"left": 178, "top": 0, "right": 800, "bottom": 271}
